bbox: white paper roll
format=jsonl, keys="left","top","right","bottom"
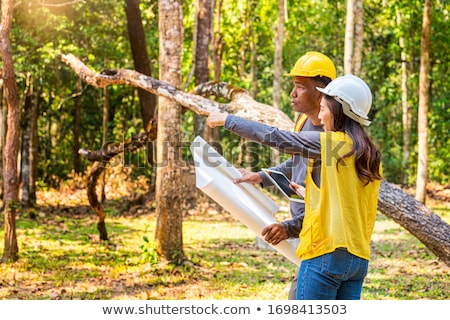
{"left": 190, "top": 136, "right": 301, "bottom": 265}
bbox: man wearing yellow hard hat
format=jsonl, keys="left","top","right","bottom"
{"left": 231, "top": 51, "right": 337, "bottom": 299}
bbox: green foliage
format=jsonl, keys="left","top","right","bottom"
{"left": 9, "top": 0, "right": 155, "bottom": 187}
{"left": 4, "top": 0, "right": 449, "bottom": 187}
{"left": 141, "top": 236, "right": 158, "bottom": 265}
{"left": 361, "top": 0, "right": 450, "bottom": 184}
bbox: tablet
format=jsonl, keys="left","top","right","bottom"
{"left": 262, "top": 169, "right": 305, "bottom": 203}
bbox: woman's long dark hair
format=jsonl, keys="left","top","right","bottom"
{"left": 323, "top": 95, "right": 382, "bottom": 183}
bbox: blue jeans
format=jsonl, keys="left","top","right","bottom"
{"left": 296, "top": 248, "right": 369, "bottom": 300}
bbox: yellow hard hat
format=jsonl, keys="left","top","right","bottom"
{"left": 285, "top": 51, "right": 336, "bottom": 80}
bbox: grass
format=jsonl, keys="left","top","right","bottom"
{"left": 366, "top": 213, "right": 449, "bottom": 299}
{"left": 0, "top": 183, "right": 449, "bottom": 300}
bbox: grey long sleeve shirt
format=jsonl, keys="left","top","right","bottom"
{"left": 225, "top": 114, "right": 323, "bottom": 238}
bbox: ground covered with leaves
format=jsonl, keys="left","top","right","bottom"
{"left": 0, "top": 169, "right": 449, "bottom": 300}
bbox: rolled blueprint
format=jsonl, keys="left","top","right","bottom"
{"left": 190, "top": 136, "right": 301, "bottom": 265}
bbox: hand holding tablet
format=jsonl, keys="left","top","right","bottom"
{"left": 262, "top": 169, "right": 305, "bottom": 203}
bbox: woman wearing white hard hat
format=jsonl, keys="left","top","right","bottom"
{"left": 206, "top": 74, "right": 382, "bottom": 300}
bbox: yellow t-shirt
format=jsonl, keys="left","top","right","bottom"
{"left": 296, "top": 132, "right": 381, "bottom": 261}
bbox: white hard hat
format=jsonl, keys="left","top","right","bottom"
{"left": 316, "top": 74, "right": 372, "bottom": 126}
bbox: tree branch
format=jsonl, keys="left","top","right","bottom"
{"left": 81, "top": 119, "right": 157, "bottom": 241}
{"left": 61, "top": 54, "right": 293, "bottom": 130}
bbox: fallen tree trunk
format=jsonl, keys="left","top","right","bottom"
{"left": 62, "top": 54, "right": 450, "bottom": 267}
{"left": 378, "top": 180, "right": 450, "bottom": 265}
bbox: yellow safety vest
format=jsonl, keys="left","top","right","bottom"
{"left": 296, "top": 132, "right": 381, "bottom": 261}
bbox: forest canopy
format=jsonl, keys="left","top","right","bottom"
{"left": 3, "top": 0, "right": 450, "bottom": 188}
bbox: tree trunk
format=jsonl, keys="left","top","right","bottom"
{"left": 1, "top": 0, "right": 20, "bottom": 262}
{"left": 242, "top": 1, "right": 258, "bottom": 171}
{"left": 249, "top": 5, "right": 257, "bottom": 98}
{"left": 29, "top": 89, "right": 38, "bottom": 205}
{"left": 344, "top": 0, "right": 363, "bottom": 76}
{"left": 193, "top": 0, "right": 213, "bottom": 137}
{"left": 125, "top": 0, "right": 156, "bottom": 128}
{"left": 396, "top": 7, "right": 412, "bottom": 187}
{"left": 87, "top": 161, "right": 108, "bottom": 241}
{"left": 204, "top": 0, "right": 224, "bottom": 149}
{"left": 125, "top": 0, "right": 157, "bottom": 167}
{"left": 378, "top": 180, "right": 450, "bottom": 266}
{"left": 73, "top": 78, "right": 82, "bottom": 174}
{"left": 62, "top": 56, "right": 450, "bottom": 267}
{"left": 415, "top": 0, "right": 432, "bottom": 203}
{"left": 20, "top": 73, "right": 33, "bottom": 207}
{"left": 271, "top": 0, "right": 285, "bottom": 167}
{"left": 100, "top": 86, "right": 110, "bottom": 203}
{"left": 191, "top": 0, "right": 214, "bottom": 209}
{"left": 212, "top": 0, "right": 224, "bottom": 82}
{"left": 0, "top": 77, "right": 5, "bottom": 200}
{"left": 155, "top": 0, "right": 185, "bottom": 264}
{"left": 353, "top": 0, "right": 364, "bottom": 76}
{"left": 344, "top": 0, "right": 355, "bottom": 74}
{"left": 273, "top": 0, "right": 285, "bottom": 112}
